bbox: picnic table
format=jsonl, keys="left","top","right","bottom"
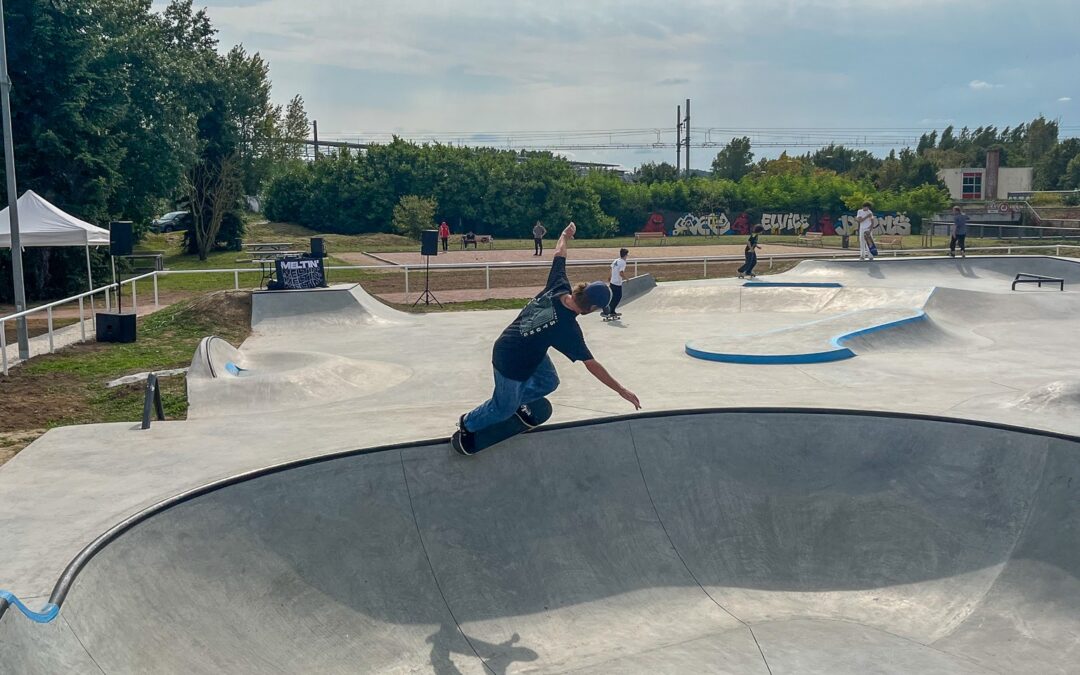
{"left": 242, "top": 242, "right": 293, "bottom": 254}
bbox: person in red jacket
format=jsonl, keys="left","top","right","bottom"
{"left": 438, "top": 221, "right": 450, "bottom": 252}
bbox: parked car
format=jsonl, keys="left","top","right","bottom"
{"left": 150, "top": 211, "right": 191, "bottom": 233}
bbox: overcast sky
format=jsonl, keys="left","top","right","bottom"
{"left": 179, "top": 0, "right": 1078, "bottom": 169}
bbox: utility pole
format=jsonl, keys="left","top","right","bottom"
{"left": 675, "top": 104, "right": 682, "bottom": 173}
{"left": 312, "top": 120, "right": 319, "bottom": 160}
{"left": 684, "top": 98, "right": 691, "bottom": 177}
{"left": 0, "top": 0, "right": 29, "bottom": 359}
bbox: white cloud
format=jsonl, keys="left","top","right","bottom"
{"left": 969, "top": 80, "right": 1003, "bottom": 90}
{"left": 1059, "top": 97, "right": 1072, "bottom": 102}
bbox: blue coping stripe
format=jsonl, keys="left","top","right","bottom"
{"left": 742, "top": 282, "right": 843, "bottom": 288}
{"left": 685, "top": 310, "right": 927, "bottom": 365}
{"left": 0, "top": 591, "right": 60, "bottom": 623}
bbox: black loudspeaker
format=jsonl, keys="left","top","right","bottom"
{"left": 96, "top": 312, "right": 137, "bottom": 343}
{"left": 110, "top": 221, "right": 134, "bottom": 256}
{"left": 310, "top": 237, "right": 326, "bottom": 258}
{"left": 420, "top": 229, "right": 439, "bottom": 256}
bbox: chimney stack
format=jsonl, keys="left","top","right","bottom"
{"left": 985, "top": 149, "right": 1001, "bottom": 200}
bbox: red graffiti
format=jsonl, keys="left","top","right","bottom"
{"left": 642, "top": 212, "right": 667, "bottom": 234}
{"left": 817, "top": 214, "right": 836, "bottom": 236}
{"left": 731, "top": 213, "right": 751, "bottom": 235}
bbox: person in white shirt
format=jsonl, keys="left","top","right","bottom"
{"left": 856, "top": 201, "right": 875, "bottom": 260}
{"left": 603, "top": 248, "right": 629, "bottom": 319}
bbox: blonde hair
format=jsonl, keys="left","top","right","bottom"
{"left": 571, "top": 282, "right": 589, "bottom": 310}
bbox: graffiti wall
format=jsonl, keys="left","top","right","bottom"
{"left": 656, "top": 211, "right": 913, "bottom": 237}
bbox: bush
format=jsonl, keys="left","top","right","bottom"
{"left": 392, "top": 195, "right": 437, "bottom": 239}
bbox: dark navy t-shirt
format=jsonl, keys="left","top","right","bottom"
{"left": 491, "top": 257, "right": 593, "bottom": 381}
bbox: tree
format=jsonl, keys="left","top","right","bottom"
{"left": 1025, "top": 116, "right": 1059, "bottom": 165}
{"left": 282, "top": 95, "right": 310, "bottom": 161}
{"left": 392, "top": 195, "right": 437, "bottom": 239}
{"left": 1033, "top": 139, "right": 1080, "bottom": 190}
{"left": 711, "top": 137, "right": 754, "bottom": 181}
{"left": 634, "top": 162, "right": 680, "bottom": 184}
{"left": 186, "top": 153, "right": 244, "bottom": 260}
{"left": 1064, "top": 154, "right": 1080, "bottom": 191}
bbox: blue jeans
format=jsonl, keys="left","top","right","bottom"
{"left": 464, "top": 356, "right": 560, "bottom": 432}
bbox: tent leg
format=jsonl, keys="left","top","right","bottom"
{"left": 86, "top": 244, "right": 96, "bottom": 331}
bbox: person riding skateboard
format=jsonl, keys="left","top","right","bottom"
{"left": 453, "top": 222, "right": 641, "bottom": 455}
{"left": 602, "top": 248, "right": 629, "bottom": 319}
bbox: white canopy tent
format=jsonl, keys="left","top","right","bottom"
{"left": 0, "top": 189, "right": 110, "bottom": 293}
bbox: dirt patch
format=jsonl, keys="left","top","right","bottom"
{"left": 1, "top": 366, "right": 104, "bottom": 434}
{"left": 0, "top": 429, "right": 46, "bottom": 466}
{"left": 168, "top": 290, "right": 252, "bottom": 343}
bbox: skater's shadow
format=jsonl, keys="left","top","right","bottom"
{"left": 427, "top": 622, "right": 539, "bottom": 674}
{"left": 866, "top": 262, "right": 886, "bottom": 279}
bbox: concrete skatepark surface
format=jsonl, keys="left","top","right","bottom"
{"left": 2, "top": 255, "right": 1080, "bottom": 672}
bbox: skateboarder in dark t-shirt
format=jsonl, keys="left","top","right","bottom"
{"left": 453, "top": 222, "right": 641, "bottom": 454}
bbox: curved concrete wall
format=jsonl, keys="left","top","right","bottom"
{"left": 2, "top": 411, "right": 1077, "bottom": 673}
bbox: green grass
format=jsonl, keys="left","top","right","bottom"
{"left": 3, "top": 292, "right": 251, "bottom": 435}
{"left": 393, "top": 298, "right": 531, "bottom": 313}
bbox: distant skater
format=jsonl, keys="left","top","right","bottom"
{"left": 856, "top": 201, "right": 875, "bottom": 261}
{"left": 533, "top": 220, "right": 547, "bottom": 256}
{"left": 603, "top": 248, "right": 629, "bottom": 319}
{"left": 950, "top": 206, "right": 968, "bottom": 258}
{"left": 737, "top": 225, "right": 764, "bottom": 278}
{"left": 452, "top": 222, "right": 640, "bottom": 455}
{"left": 439, "top": 221, "right": 450, "bottom": 252}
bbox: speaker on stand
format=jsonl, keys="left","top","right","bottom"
{"left": 414, "top": 229, "right": 442, "bottom": 307}
{"left": 97, "top": 221, "right": 137, "bottom": 343}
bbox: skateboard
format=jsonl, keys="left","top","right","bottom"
{"left": 601, "top": 313, "right": 622, "bottom": 322}
{"left": 452, "top": 397, "right": 553, "bottom": 455}
{"left": 863, "top": 231, "right": 878, "bottom": 257}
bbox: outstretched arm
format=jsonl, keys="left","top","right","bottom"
{"left": 553, "top": 222, "right": 576, "bottom": 258}
{"left": 584, "top": 359, "right": 641, "bottom": 409}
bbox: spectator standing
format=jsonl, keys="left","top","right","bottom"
{"left": 737, "top": 225, "right": 764, "bottom": 278}
{"left": 950, "top": 206, "right": 969, "bottom": 258}
{"left": 439, "top": 221, "right": 450, "bottom": 252}
{"left": 856, "top": 202, "right": 876, "bottom": 261}
{"left": 533, "top": 221, "right": 548, "bottom": 256}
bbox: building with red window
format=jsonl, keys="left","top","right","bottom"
{"left": 937, "top": 149, "right": 1032, "bottom": 201}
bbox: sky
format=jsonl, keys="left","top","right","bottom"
{"left": 177, "top": 0, "right": 1078, "bottom": 170}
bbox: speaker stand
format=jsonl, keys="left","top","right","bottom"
{"left": 412, "top": 255, "right": 442, "bottom": 308}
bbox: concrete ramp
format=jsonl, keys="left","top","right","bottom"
{"left": 186, "top": 336, "right": 413, "bottom": 418}
{"left": 2, "top": 411, "right": 1077, "bottom": 673}
{"left": 251, "top": 283, "right": 411, "bottom": 333}
{"left": 777, "top": 255, "right": 1080, "bottom": 289}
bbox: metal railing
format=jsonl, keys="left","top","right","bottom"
{"left": 4, "top": 244, "right": 1079, "bottom": 375}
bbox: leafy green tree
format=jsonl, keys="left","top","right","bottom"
{"left": 634, "top": 162, "right": 680, "bottom": 184}
{"left": 1034, "top": 139, "right": 1080, "bottom": 190}
{"left": 392, "top": 195, "right": 437, "bottom": 239}
{"left": 711, "top": 137, "right": 754, "bottom": 181}
{"left": 1064, "top": 154, "right": 1080, "bottom": 191}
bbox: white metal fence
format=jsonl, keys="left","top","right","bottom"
{"left": 4, "top": 244, "right": 1079, "bottom": 375}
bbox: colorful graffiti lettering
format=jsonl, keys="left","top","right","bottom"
{"left": 835, "top": 213, "right": 912, "bottom": 236}
{"left": 673, "top": 213, "right": 732, "bottom": 236}
{"left": 761, "top": 213, "right": 810, "bottom": 235}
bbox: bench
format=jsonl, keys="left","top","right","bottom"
{"left": 1012, "top": 273, "right": 1064, "bottom": 291}
{"left": 460, "top": 234, "right": 495, "bottom": 250}
{"left": 877, "top": 235, "right": 904, "bottom": 250}
{"left": 796, "top": 232, "right": 823, "bottom": 247}
{"left": 634, "top": 231, "right": 666, "bottom": 246}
